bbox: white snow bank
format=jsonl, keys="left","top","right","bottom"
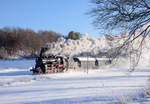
{"left": 0, "top": 68, "right": 20, "bottom": 73}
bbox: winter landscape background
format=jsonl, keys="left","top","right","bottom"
{"left": 1, "top": 0, "right": 150, "bottom": 104}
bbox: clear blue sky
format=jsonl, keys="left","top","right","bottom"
{"left": 0, "top": 0, "right": 101, "bottom": 37}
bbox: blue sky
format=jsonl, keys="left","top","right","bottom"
{"left": 0, "top": 0, "right": 102, "bottom": 37}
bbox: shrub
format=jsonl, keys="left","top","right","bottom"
{"left": 68, "top": 31, "right": 81, "bottom": 40}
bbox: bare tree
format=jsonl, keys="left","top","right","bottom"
{"left": 0, "top": 27, "right": 61, "bottom": 59}
{"left": 88, "top": 0, "right": 150, "bottom": 69}
{"left": 88, "top": 0, "right": 150, "bottom": 42}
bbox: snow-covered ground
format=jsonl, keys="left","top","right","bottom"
{"left": 0, "top": 59, "right": 150, "bottom": 104}
{"left": 0, "top": 34, "right": 150, "bottom": 104}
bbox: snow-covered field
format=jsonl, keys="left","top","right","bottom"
{"left": 0, "top": 34, "right": 150, "bottom": 104}
{"left": 0, "top": 59, "right": 150, "bottom": 104}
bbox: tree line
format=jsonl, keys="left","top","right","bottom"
{"left": 0, "top": 27, "right": 61, "bottom": 59}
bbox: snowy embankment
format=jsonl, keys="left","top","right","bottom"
{"left": 0, "top": 60, "right": 150, "bottom": 104}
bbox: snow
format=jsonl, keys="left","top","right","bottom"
{"left": 0, "top": 34, "right": 150, "bottom": 104}
{"left": 0, "top": 59, "right": 150, "bottom": 104}
{"left": 127, "top": 96, "right": 150, "bottom": 104}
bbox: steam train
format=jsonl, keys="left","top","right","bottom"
{"left": 30, "top": 47, "right": 69, "bottom": 74}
